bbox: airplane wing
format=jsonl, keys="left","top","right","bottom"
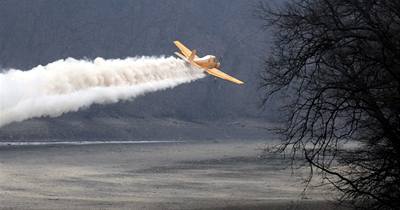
{"left": 206, "top": 68, "right": 244, "bottom": 85}
{"left": 173, "top": 41, "right": 199, "bottom": 59}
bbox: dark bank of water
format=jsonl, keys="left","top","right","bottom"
{"left": 0, "top": 140, "right": 184, "bottom": 147}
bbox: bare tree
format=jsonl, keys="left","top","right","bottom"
{"left": 258, "top": 0, "right": 400, "bottom": 209}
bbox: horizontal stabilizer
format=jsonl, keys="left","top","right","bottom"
{"left": 175, "top": 52, "right": 187, "bottom": 60}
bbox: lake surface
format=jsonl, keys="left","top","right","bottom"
{"left": 0, "top": 140, "right": 349, "bottom": 209}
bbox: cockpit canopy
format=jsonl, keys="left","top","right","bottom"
{"left": 195, "top": 55, "right": 221, "bottom": 68}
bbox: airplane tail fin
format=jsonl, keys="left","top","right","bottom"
{"left": 188, "top": 50, "right": 197, "bottom": 62}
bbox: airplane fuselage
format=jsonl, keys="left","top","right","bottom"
{"left": 193, "top": 55, "right": 221, "bottom": 69}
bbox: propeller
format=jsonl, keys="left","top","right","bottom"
{"left": 218, "top": 55, "right": 224, "bottom": 68}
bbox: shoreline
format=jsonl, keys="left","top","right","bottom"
{"left": 0, "top": 140, "right": 186, "bottom": 147}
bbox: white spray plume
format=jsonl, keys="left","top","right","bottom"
{"left": 0, "top": 56, "right": 205, "bottom": 127}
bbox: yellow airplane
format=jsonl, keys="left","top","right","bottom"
{"left": 173, "top": 41, "right": 244, "bottom": 85}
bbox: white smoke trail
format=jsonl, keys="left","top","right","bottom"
{"left": 0, "top": 56, "right": 205, "bottom": 127}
